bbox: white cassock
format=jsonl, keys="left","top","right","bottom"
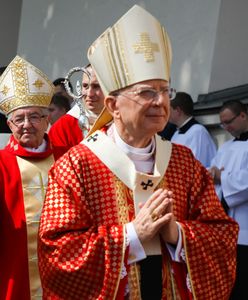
{"left": 210, "top": 139, "right": 248, "bottom": 245}
{"left": 171, "top": 118, "right": 217, "bottom": 168}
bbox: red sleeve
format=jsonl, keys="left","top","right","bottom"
{"left": 48, "top": 114, "right": 84, "bottom": 160}
{"left": 38, "top": 148, "right": 125, "bottom": 299}
{"left": 0, "top": 151, "right": 30, "bottom": 300}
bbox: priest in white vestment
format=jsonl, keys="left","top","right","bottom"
{"left": 170, "top": 92, "right": 216, "bottom": 168}
{"left": 210, "top": 100, "right": 248, "bottom": 300}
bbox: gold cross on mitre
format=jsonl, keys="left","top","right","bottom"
{"left": 133, "top": 32, "right": 160, "bottom": 62}
{"left": 33, "top": 79, "right": 44, "bottom": 89}
{"left": 1, "top": 85, "right": 10, "bottom": 96}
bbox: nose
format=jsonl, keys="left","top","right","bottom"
{"left": 152, "top": 92, "right": 165, "bottom": 105}
{"left": 22, "top": 117, "right": 33, "bottom": 128}
{"left": 85, "top": 85, "right": 95, "bottom": 97}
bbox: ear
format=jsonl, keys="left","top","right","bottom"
{"left": 6, "top": 119, "right": 13, "bottom": 131}
{"left": 240, "top": 111, "right": 246, "bottom": 120}
{"left": 104, "top": 95, "right": 120, "bottom": 118}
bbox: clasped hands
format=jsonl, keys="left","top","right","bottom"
{"left": 208, "top": 166, "right": 224, "bottom": 184}
{"left": 132, "top": 188, "right": 178, "bottom": 246}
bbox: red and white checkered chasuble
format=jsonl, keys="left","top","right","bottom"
{"left": 38, "top": 132, "right": 238, "bottom": 300}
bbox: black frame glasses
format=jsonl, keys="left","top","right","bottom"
{"left": 220, "top": 114, "right": 240, "bottom": 128}
{"left": 10, "top": 115, "right": 46, "bottom": 127}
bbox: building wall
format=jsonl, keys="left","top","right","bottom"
{"left": 0, "top": 0, "right": 23, "bottom": 67}
{"left": 209, "top": 0, "right": 248, "bottom": 92}
{"left": 16, "top": 0, "right": 221, "bottom": 101}
{"left": 1, "top": 0, "right": 248, "bottom": 149}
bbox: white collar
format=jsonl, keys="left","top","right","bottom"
{"left": 24, "top": 139, "right": 47, "bottom": 153}
{"left": 108, "top": 124, "right": 155, "bottom": 173}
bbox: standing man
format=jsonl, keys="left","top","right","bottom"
{"left": 170, "top": 92, "right": 216, "bottom": 168}
{"left": 0, "top": 56, "right": 54, "bottom": 299}
{"left": 209, "top": 100, "right": 248, "bottom": 300}
{"left": 39, "top": 6, "right": 238, "bottom": 300}
{"left": 48, "top": 64, "right": 105, "bottom": 160}
{"left": 48, "top": 93, "right": 71, "bottom": 125}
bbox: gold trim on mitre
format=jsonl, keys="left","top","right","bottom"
{"left": 87, "top": 5, "right": 172, "bottom": 136}
{"left": 87, "top": 5, "right": 172, "bottom": 96}
{"left": 0, "top": 55, "right": 54, "bottom": 115}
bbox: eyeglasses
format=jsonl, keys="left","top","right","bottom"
{"left": 220, "top": 114, "right": 240, "bottom": 128}
{"left": 123, "top": 87, "right": 176, "bottom": 102}
{"left": 10, "top": 115, "right": 47, "bottom": 127}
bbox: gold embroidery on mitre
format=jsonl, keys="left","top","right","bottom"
{"left": 13, "top": 58, "right": 29, "bottom": 100}
{"left": 33, "top": 79, "right": 44, "bottom": 89}
{"left": 0, "top": 95, "right": 52, "bottom": 114}
{"left": 0, "top": 56, "right": 54, "bottom": 115}
{"left": 133, "top": 32, "right": 160, "bottom": 62}
{"left": 1, "top": 85, "right": 10, "bottom": 96}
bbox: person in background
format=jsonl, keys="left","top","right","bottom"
{"left": 48, "top": 92, "right": 71, "bottom": 125}
{"left": 169, "top": 91, "right": 216, "bottom": 168}
{"left": 209, "top": 100, "right": 248, "bottom": 300}
{"left": 0, "top": 55, "right": 55, "bottom": 300}
{"left": 38, "top": 5, "right": 238, "bottom": 300}
{"left": 48, "top": 64, "right": 105, "bottom": 160}
{"left": 158, "top": 122, "right": 177, "bottom": 140}
{"left": 53, "top": 77, "right": 74, "bottom": 106}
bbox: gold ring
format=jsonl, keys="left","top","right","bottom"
{"left": 151, "top": 211, "right": 158, "bottom": 222}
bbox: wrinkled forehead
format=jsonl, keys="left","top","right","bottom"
{"left": 11, "top": 106, "right": 43, "bottom": 116}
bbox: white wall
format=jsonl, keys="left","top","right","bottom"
{"left": 16, "top": 0, "right": 221, "bottom": 101}
{"left": 0, "top": 0, "right": 23, "bottom": 67}
{"left": 210, "top": 0, "right": 248, "bottom": 92}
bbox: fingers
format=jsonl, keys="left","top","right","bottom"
{"left": 139, "top": 189, "right": 173, "bottom": 222}
{"left": 133, "top": 188, "right": 174, "bottom": 243}
{"left": 154, "top": 212, "right": 174, "bottom": 226}
{"left": 149, "top": 190, "right": 172, "bottom": 216}
{"left": 143, "top": 188, "right": 164, "bottom": 208}
{"left": 150, "top": 199, "right": 173, "bottom": 224}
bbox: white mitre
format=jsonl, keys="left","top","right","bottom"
{"left": 0, "top": 55, "right": 54, "bottom": 115}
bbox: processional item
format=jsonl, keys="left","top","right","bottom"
{"left": 64, "top": 66, "right": 93, "bottom": 137}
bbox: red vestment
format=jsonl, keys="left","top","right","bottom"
{"left": 0, "top": 135, "right": 54, "bottom": 300}
{"left": 39, "top": 132, "right": 238, "bottom": 299}
{"left": 48, "top": 114, "right": 83, "bottom": 160}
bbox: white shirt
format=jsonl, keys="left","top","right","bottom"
{"left": 172, "top": 118, "right": 216, "bottom": 168}
{"left": 211, "top": 139, "right": 248, "bottom": 245}
{"left": 110, "top": 124, "right": 182, "bottom": 263}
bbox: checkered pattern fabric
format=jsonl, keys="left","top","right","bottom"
{"left": 38, "top": 141, "right": 238, "bottom": 299}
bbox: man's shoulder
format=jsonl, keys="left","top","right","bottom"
{"left": 171, "top": 141, "right": 194, "bottom": 156}
{"left": 53, "top": 114, "right": 78, "bottom": 127}
{"left": 189, "top": 123, "right": 208, "bottom": 133}
{"left": 186, "top": 123, "right": 215, "bottom": 141}
{"left": 52, "top": 142, "right": 100, "bottom": 173}
{"left": 49, "top": 114, "right": 80, "bottom": 137}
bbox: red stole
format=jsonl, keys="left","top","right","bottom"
{"left": 0, "top": 134, "right": 53, "bottom": 300}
